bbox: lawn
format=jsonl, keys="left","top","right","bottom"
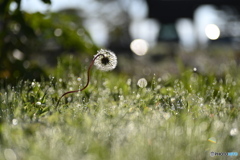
{"left": 0, "top": 51, "right": 239, "bottom": 160}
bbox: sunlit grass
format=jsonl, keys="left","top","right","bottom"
{"left": 0, "top": 56, "right": 239, "bottom": 160}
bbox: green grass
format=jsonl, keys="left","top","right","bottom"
{"left": 0, "top": 56, "right": 240, "bottom": 160}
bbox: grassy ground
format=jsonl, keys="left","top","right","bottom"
{"left": 0, "top": 51, "right": 240, "bottom": 160}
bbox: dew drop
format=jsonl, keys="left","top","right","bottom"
{"left": 170, "top": 98, "right": 175, "bottom": 102}
{"left": 136, "top": 94, "right": 140, "bottom": 99}
{"left": 36, "top": 102, "right": 41, "bottom": 106}
{"left": 137, "top": 78, "right": 147, "bottom": 88}
{"left": 127, "top": 78, "right": 131, "bottom": 86}
{"left": 230, "top": 128, "right": 238, "bottom": 136}
{"left": 67, "top": 97, "right": 72, "bottom": 102}
{"left": 31, "top": 82, "right": 35, "bottom": 87}
{"left": 12, "top": 119, "right": 18, "bottom": 125}
{"left": 232, "top": 81, "right": 236, "bottom": 86}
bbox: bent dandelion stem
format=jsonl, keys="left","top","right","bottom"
{"left": 56, "top": 53, "right": 104, "bottom": 107}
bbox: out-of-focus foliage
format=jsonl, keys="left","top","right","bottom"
{"left": 0, "top": 0, "right": 97, "bottom": 85}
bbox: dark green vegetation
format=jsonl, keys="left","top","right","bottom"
{"left": 0, "top": 54, "right": 239, "bottom": 160}
{"left": 0, "top": 0, "right": 97, "bottom": 84}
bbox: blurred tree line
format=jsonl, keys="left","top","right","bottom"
{"left": 0, "top": 0, "right": 98, "bottom": 84}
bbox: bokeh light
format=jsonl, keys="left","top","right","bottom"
{"left": 12, "top": 49, "right": 24, "bottom": 60}
{"left": 230, "top": 128, "right": 238, "bottom": 136}
{"left": 205, "top": 24, "right": 220, "bottom": 40}
{"left": 137, "top": 78, "right": 148, "bottom": 88}
{"left": 54, "top": 28, "right": 62, "bottom": 37}
{"left": 130, "top": 39, "right": 149, "bottom": 56}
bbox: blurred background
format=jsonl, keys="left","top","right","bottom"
{"left": 1, "top": 0, "right": 240, "bottom": 83}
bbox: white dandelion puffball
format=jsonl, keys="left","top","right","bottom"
{"left": 137, "top": 78, "right": 148, "bottom": 88}
{"left": 94, "top": 49, "right": 117, "bottom": 71}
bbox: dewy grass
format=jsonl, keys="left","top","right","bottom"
{"left": 56, "top": 49, "right": 117, "bottom": 107}
{"left": 0, "top": 53, "right": 240, "bottom": 160}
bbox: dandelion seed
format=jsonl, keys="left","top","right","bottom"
{"left": 94, "top": 49, "right": 117, "bottom": 71}
{"left": 137, "top": 78, "right": 147, "bottom": 88}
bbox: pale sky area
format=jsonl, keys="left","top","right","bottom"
{"left": 18, "top": 0, "right": 228, "bottom": 50}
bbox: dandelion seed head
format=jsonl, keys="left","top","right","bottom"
{"left": 94, "top": 49, "right": 117, "bottom": 71}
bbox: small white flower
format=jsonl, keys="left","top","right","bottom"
{"left": 137, "top": 78, "right": 148, "bottom": 88}
{"left": 94, "top": 49, "right": 117, "bottom": 71}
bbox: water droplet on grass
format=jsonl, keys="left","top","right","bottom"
{"left": 31, "top": 82, "right": 35, "bottom": 87}
{"left": 170, "top": 98, "right": 175, "bottom": 102}
{"left": 137, "top": 78, "right": 147, "bottom": 88}
{"left": 36, "top": 102, "right": 41, "bottom": 106}
{"left": 136, "top": 94, "right": 140, "bottom": 99}
{"left": 230, "top": 128, "right": 238, "bottom": 136}
{"left": 220, "top": 98, "right": 226, "bottom": 105}
{"left": 232, "top": 81, "right": 236, "bottom": 86}
{"left": 127, "top": 78, "right": 131, "bottom": 86}
{"left": 12, "top": 119, "right": 18, "bottom": 125}
{"left": 67, "top": 97, "right": 72, "bottom": 102}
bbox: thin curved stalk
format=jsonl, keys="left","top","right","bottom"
{"left": 56, "top": 54, "right": 104, "bottom": 107}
